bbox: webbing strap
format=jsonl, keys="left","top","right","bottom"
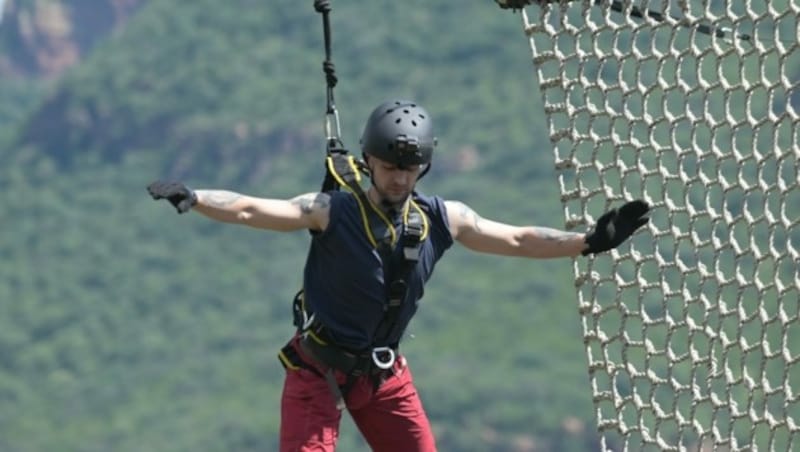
{"left": 371, "top": 208, "right": 425, "bottom": 347}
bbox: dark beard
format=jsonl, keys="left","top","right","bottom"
{"left": 374, "top": 187, "right": 409, "bottom": 218}
{"left": 368, "top": 169, "right": 413, "bottom": 217}
{"left": 380, "top": 199, "right": 405, "bottom": 219}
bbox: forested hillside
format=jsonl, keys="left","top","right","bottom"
{"left": 0, "top": 1, "right": 599, "bottom": 451}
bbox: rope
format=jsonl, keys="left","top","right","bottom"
{"left": 313, "top": 0, "right": 343, "bottom": 153}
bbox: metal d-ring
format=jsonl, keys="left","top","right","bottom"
{"left": 371, "top": 346, "right": 396, "bottom": 370}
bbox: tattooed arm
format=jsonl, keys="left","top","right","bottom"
{"left": 444, "top": 200, "right": 587, "bottom": 258}
{"left": 193, "top": 190, "right": 331, "bottom": 232}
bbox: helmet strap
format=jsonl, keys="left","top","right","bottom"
{"left": 417, "top": 162, "right": 431, "bottom": 181}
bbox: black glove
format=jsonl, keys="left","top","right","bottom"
{"left": 495, "top": 0, "right": 535, "bottom": 10}
{"left": 582, "top": 200, "right": 650, "bottom": 256}
{"left": 147, "top": 181, "right": 198, "bottom": 214}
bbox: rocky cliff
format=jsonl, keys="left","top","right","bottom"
{"left": 0, "top": 0, "right": 145, "bottom": 78}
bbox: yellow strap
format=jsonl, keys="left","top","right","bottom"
{"left": 307, "top": 330, "right": 328, "bottom": 346}
{"left": 326, "top": 156, "right": 391, "bottom": 247}
{"left": 278, "top": 350, "right": 301, "bottom": 371}
{"left": 363, "top": 196, "right": 397, "bottom": 246}
{"left": 407, "top": 199, "right": 430, "bottom": 241}
{"left": 325, "top": 154, "right": 430, "bottom": 247}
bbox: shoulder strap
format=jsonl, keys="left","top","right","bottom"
{"left": 371, "top": 200, "right": 428, "bottom": 347}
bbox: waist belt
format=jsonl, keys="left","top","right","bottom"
{"left": 300, "top": 332, "right": 397, "bottom": 375}
{"left": 289, "top": 292, "right": 399, "bottom": 373}
{"left": 278, "top": 333, "right": 398, "bottom": 410}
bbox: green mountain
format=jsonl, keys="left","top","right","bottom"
{"left": 1, "top": 1, "right": 597, "bottom": 451}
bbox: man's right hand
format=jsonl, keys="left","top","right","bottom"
{"left": 582, "top": 200, "right": 650, "bottom": 255}
{"left": 147, "top": 181, "right": 198, "bottom": 214}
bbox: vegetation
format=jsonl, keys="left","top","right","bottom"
{"left": 1, "top": 1, "right": 601, "bottom": 451}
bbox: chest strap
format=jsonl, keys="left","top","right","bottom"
{"left": 372, "top": 206, "right": 424, "bottom": 348}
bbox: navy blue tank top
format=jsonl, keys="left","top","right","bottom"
{"left": 302, "top": 190, "right": 453, "bottom": 350}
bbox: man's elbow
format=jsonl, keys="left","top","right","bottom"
{"left": 236, "top": 211, "right": 254, "bottom": 222}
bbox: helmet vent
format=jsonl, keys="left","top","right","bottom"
{"left": 411, "top": 120, "right": 418, "bottom": 127}
{"left": 395, "top": 118, "right": 402, "bottom": 124}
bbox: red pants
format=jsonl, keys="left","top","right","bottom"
{"left": 279, "top": 338, "right": 437, "bottom": 452}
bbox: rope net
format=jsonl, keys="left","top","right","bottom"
{"left": 515, "top": 1, "right": 800, "bottom": 450}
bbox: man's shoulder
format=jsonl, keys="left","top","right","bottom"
{"left": 323, "top": 190, "right": 356, "bottom": 206}
{"left": 412, "top": 192, "right": 455, "bottom": 250}
{"left": 412, "top": 191, "right": 445, "bottom": 207}
{"left": 320, "top": 190, "right": 362, "bottom": 222}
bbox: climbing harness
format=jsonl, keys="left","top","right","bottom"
{"left": 279, "top": 156, "right": 430, "bottom": 408}
{"left": 278, "top": 0, "right": 431, "bottom": 410}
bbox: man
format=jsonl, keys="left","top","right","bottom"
{"left": 147, "top": 100, "right": 649, "bottom": 451}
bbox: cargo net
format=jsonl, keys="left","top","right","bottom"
{"left": 515, "top": 1, "right": 800, "bottom": 450}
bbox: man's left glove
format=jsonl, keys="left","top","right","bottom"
{"left": 147, "top": 181, "right": 198, "bottom": 214}
{"left": 583, "top": 200, "right": 650, "bottom": 256}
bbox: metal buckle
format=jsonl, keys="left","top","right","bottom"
{"left": 302, "top": 312, "right": 316, "bottom": 331}
{"left": 371, "top": 346, "right": 396, "bottom": 370}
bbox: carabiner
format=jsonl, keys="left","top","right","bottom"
{"left": 324, "top": 106, "right": 342, "bottom": 145}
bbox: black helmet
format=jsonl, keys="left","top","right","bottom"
{"left": 360, "top": 100, "right": 436, "bottom": 168}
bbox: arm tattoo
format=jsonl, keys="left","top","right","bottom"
{"left": 201, "top": 190, "right": 242, "bottom": 208}
{"left": 291, "top": 194, "right": 329, "bottom": 215}
{"left": 534, "top": 227, "right": 581, "bottom": 243}
{"left": 457, "top": 202, "right": 483, "bottom": 233}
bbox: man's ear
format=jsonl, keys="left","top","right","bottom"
{"left": 362, "top": 153, "right": 372, "bottom": 169}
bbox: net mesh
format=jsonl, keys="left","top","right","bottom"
{"left": 515, "top": 1, "right": 800, "bottom": 450}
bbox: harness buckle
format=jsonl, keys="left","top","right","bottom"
{"left": 302, "top": 312, "right": 316, "bottom": 332}
{"left": 403, "top": 211, "right": 424, "bottom": 261}
{"left": 403, "top": 244, "right": 420, "bottom": 261}
{"left": 371, "top": 346, "right": 396, "bottom": 370}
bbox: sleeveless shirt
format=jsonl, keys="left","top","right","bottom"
{"left": 302, "top": 190, "right": 453, "bottom": 350}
